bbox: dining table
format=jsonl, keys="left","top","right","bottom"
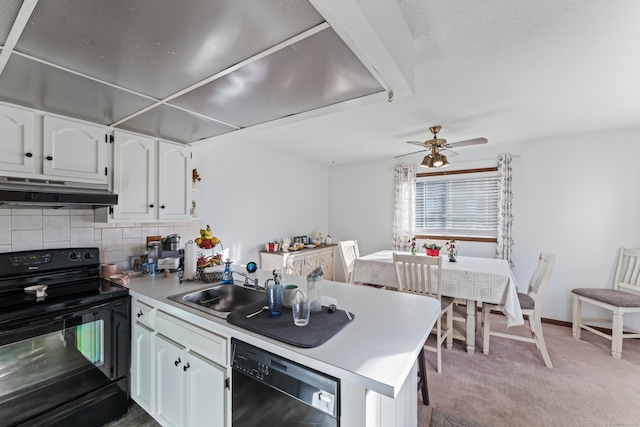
{"left": 350, "top": 250, "right": 524, "bottom": 353}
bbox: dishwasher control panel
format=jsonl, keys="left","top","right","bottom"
{"left": 231, "top": 338, "right": 339, "bottom": 418}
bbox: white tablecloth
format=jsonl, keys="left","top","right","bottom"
{"left": 352, "top": 250, "right": 524, "bottom": 327}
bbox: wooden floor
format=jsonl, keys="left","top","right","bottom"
{"left": 102, "top": 401, "right": 160, "bottom": 427}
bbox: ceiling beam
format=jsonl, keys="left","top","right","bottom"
{"left": 310, "top": 0, "right": 415, "bottom": 99}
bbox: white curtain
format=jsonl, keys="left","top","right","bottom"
{"left": 392, "top": 164, "right": 416, "bottom": 250}
{"left": 496, "top": 154, "right": 515, "bottom": 268}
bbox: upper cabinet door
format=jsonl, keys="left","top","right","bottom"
{"left": 43, "top": 116, "right": 107, "bottom": 182}
{"left": 0, "top": 104, "right": 35, "bottom": 174}
{"left": 112, "top": 131, "right": 156, "bottom": 221}
{"left": 157, "top": 141, "right": 191, "bottom": 221}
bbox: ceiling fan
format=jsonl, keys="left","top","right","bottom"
{"left": 395, "top": 126, "right": 487, "bottom": 168}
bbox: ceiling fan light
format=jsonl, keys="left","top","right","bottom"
{"left": 432, "top": 153, "right": 444, "bottom": 167}
{"left": 420, "top": 155, "right": 433, "bottom": 168}
{"left": 441, "top": 155, "right": 449, "bottom": 167}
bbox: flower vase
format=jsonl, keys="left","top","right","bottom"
{"left": 426, "top": 249, "right": 440, "bottom": 257}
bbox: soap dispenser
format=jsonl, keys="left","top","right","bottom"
{"left": 221, "top": 259, "right": 234, "bottom": 284}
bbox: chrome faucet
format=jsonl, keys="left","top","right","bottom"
{"left": 233, "top": 271, "right": 260, "bottom": 288}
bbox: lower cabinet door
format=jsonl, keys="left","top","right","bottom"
{"left": 132, "top": 323, "right": 154, "bottom": 415}
{"left": 186, "top": 351, "right": 226, "bottom": 427}
{"left": 156, "top": 335, "right": 186, "bottom": 427}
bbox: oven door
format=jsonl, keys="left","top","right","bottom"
{"left": 0, "top": 296, "right": 130, "bottom": 426}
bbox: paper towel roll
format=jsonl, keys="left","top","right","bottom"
{"left": 184, "top": 240, "right": 197, "bottom": 280}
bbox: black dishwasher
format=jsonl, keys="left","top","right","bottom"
{"left": 231, "top": 338, "right": 339, "bottom": 427}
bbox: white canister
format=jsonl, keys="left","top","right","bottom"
{"left": 184, "top": 240, "right": 198, "bottom": 280}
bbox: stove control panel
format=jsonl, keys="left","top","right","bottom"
{"left": 2, "top": 248, "right": 100, "bottom": 274}
{"left": 10, "top": 253, "right": 53, "bottom": 266}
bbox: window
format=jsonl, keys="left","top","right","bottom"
{"left": 415, "top": 171, "right": 499, "bottom": 238}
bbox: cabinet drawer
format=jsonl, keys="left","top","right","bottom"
{"left": 156, "top": 310, "right": 227, "bottom": 366}
{"left": 134, "top": 300, "right": 155, "bottom": 329}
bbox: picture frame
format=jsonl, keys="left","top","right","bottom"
{"left": 294, "top": 235, "right": 307, "bottom": 245}
{"left": 129, "top": 255, "right": 145, "bottom": 271}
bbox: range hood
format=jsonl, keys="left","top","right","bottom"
{"left": 0, "top": 177, "right": 117, "bottom": 209}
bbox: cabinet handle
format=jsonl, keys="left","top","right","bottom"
{"left": 25, "top": 152, "right": 33, "bottom": 158}
{"left": 160, "top": 205, "right": 165, "bottom": 209}
{"left": 183, "top": 362, "right": 190, "bottom": 372}
{"left": 46, "top": 156, "right": 53, "bottom": 161}
{"left": 175, "top": 357, "right": 181, "bottom": 367}
{"left": 137, "top": 310, "right": 143, "bottom": 318}
{"left": 149, "top": 204, "right": 154, "bottom": 208}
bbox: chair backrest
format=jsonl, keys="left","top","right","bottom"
{"left": 338, "top": 240, "right": 360, "bottom": 282}
{"left": 614, "top": 248, "right": 640, "bottom": 293}
{"left": 526, "top": 252, "right": 556, "bottom": 306}
{"left": 393, "top": 252, "right": 442, "bottom": 299}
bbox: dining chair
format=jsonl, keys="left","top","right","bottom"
{"left": 393, "top": 253, "right": 453, "bottom": 374}
{"left": 571, "top": 248, "right": 640, "bottom": 359}
{"left": 481, "top": 252, "right": 556, "bottom": 368}
{"left": 338, "top": 240, "right": 360, "bottom": 283}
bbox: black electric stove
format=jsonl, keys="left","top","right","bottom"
{"left": 0, "top": 247, "right": 131, "bottom": 427}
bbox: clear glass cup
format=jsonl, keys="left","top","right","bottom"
{"left": 266, "top": 283, "right": 283, "bottom": 318}
{"left": 292, "top": 296, "right": 311, "bottom": 326}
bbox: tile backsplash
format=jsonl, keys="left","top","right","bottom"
{"left": 0, "top": 209, "right": 204, "bottom": 272}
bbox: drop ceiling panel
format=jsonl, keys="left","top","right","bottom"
{"left": 15, "top": 0, "right": 325, "bottom": 99}
{"left": 169, "top": 28, "right": 384, "bottom": 128}
{"left": 0, "top": 0, "right": 23, "bottom": 45}
{"left": 116, "top": 104, "right": 235, "bottom": 144}
{"left": 0, "top": 54, "right": 156, "bottom": 125}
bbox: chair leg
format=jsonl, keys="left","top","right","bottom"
{"left": 482, "top": 303, "right": 491, "bottom": 355}
{"left": 436, "top": 316, "right": 443, "bottom": 374}
{"left": 533, "top": 315, "right": 553, "bottom": 368}
{"left": 417, "top": 347, "right": 429, "bottom": 405}
{"left": 446, "top": 307, "right": 454, "bottom": 350}
{"left": 572, "top": 295, "right": 582, "bottom": 340}
{"left": 612, "top": 310, "right": 623, "bottom": 359}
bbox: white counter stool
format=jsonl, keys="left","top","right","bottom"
{"left": 572, "top": 247, "right": 640, "bottom": 359}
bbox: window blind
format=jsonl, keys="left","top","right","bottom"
{"left": 415, "top": 175, "right": 499, "bottom": 237}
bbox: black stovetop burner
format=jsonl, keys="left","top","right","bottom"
{"left": 0, "top": 247, "right": 129, "bottom": 324}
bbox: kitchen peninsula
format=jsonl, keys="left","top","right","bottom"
{"left": 127, "top": 269, "right": 440, "bottom": 427}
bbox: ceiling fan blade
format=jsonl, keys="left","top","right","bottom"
{"left": 441, "top": 148, "right": 459, "bottom": 157}
{"left": 407, "top": 140, "right": 432, "bottom": 148}
{"left": 447, "top": 137, "right": 488, "bottom": 148}
{"left": 394, "top": 149, "right": 427, "bottom": 159}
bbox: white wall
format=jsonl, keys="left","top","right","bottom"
{"left": 328, "top": 126, "right": 640, "bottom": 326}
{"left": 191, "top": 140, "right": 329, "bottom": 267}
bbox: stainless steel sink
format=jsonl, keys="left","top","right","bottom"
{"left": 168, "top": 282, "right": 266, "bottom": 318}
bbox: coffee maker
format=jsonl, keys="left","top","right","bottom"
{"left": 147, "top": 234, "right": 184, "bottom": 272}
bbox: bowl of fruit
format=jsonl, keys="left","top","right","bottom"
{"left": 195, "top": 225, "right": 222, "bottom": 250}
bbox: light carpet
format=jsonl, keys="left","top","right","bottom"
{"left": 418, "top": 313, "right": 640, "bottom": 427}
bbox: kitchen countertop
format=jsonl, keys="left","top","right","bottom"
{"left": 125, "top": 268, "right": 440, "bottom": 399}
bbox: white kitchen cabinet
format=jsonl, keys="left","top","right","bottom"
{"left": 0, "top": 104, "right": 35, "bottom": 174}
{"left": 99, "top": 131, "right": 191, "bottom": 222}
{"left": 132, "top": 323, "right": 155, "bottom": 414}
{"left": 43, "top": 116, "right": 108, "bottom": 183}
{"left": 0, "top": 105, "right": 109, "bottom": 183}
{"left": 157, "top": 141, "right": 191, "bottom": 221}
{"left": 185, "top": 350, "right": 226, "bottom": 427}
{"left": 155, "top": 334, "right": 186, "bottom": 427}
{"left": 130, "top": 295, "right": 228, "bottom": 427}
{"left": 111, "top": 131, "right": 156, "bottom": 221}
{"left": 260, "top": 244, "right": 336, "bottom": 281}
{"left": 131, "top": 299, "right": 156, "bottom": 416}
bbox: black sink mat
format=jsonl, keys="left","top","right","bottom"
{"left": 226, "top": 301, "right": 354, "bottom": 348}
